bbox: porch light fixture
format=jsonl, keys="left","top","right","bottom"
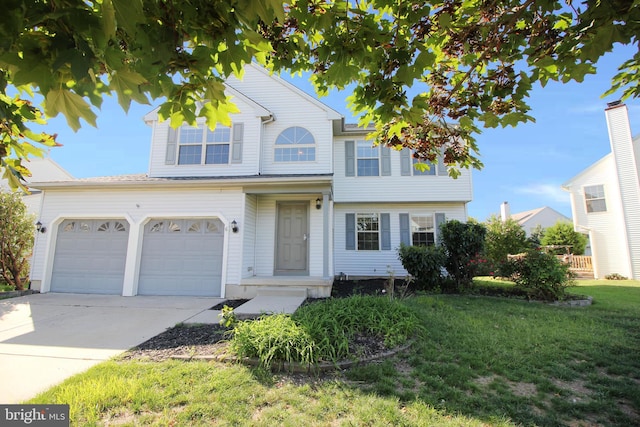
{"left": 316, "top": 198, "right": 322, "bottom": 210}
{"left": 231, "top": 220, "right": 238, "bottom": 233}
{"left": 36, "top": 221, "right": 46, "bottom": 234}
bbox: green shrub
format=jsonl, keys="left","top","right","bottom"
{"left": 500, "top": 249, "right": 575, "bottom": 301}
{"left": 228, "top": 296, "right": 421, "bottom": 369}
{"left": 484, "top": 215, "right": 529, "bottom": 265}
{"left": 440, "top": 220, "right": 487, "bottom": 290}
{"left": 397, "top": 243, "right": 446, "bottom": 291}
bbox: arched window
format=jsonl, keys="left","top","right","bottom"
{"left": 274, "top": 127, "right": 316, "bottom": 162}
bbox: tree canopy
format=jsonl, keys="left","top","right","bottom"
{"left": 1, "top": 0, "right": 639, "bottom": 187}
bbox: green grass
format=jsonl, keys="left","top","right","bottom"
{"left": 28, "top": 280, "right": 640, "bottom": 426}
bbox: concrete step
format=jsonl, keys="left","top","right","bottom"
{"left": 256, "top": 287, "right": 308, "bottom": 298}
{"left": 234, "top": 295, "right": 307, "bottom": 319}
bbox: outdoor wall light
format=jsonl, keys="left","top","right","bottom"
{"left": 316, "top": 198, "right": 322, "bottom": 210}
{"left": 36, "top": 221, "right": 47, "bottom": 234}
{"left": 231, "top": 220, "right": 238, "bottom": 233}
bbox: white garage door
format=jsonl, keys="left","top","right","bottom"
{"left": 138, "top": 218, "right": 224, "bottom": 296}
{"left": 51, "top": 219, "right": 129, "bottom": 294}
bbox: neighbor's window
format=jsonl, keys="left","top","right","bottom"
{"left": 274, "top": 127, "right": 316, "bottom": 162}
{"left": 411, "top": 215, "right": 435, "bottom": 246}
{"left": 584, "top": 184, "right": 606, "bottom": 213}
{"left": 357, "top": 213, "right": 379, "bottom": 250}
{"left": 177, "top": 125, "right": 230, "bottom": 165}
{"left": 357, "top": 141, "right": 379, "bottom": 176}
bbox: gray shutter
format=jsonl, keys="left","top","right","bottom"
{"left": 165, "top": 126, "right": 178, "bottom": 165}
{"left": 381, "top": 213, "right": 391, "bottom": 250}
{"left": 381, "top": 146, "right": 391, "bottom": 176}
{"left": 400, "top": 149, "right": 411, "bottom": 176}
{"left": 231, "top": 123, "right": 244, "bottom": 163}
{"left": 345, "top": 213, "right": 356, "bottom": 250}
{"left": 435, "top": 213, "right": 446, "bottom": 246}
{"left": 345, "top": 140, "right": 355, "bottom": 177}
{"left": 436, "top": 154, "right": 447, "bottom": 176}
{"left": 399, "top": 213, "right": 411, "bottom": 246}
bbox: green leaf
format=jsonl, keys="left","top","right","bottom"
{"left": 44, "top": 89, "right": 97, "bottom": 131}
{"left": 109, "top": 69, "right": 150, "bottom": 111}
{"left": 102, "top": 0, "right": 117, "bottom": 39}
{"left": 111, "top": 0, "right": 143, "bottom": 35}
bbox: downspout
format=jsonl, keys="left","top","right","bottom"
{"left": 259, "top": 114, "right": 275, "bottom": 175}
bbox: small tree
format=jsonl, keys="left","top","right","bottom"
{"left": 541, "top": 221, "right": 588, "bottom": 255}
{"left": 527, "top": 224, "right": 546, "bottom": 247}
{"left": 440, "top": 220, "right": 486, "bottom": 291}
{"left": 484, "top": 215, "right": 529, "bottom": 265}
{"left": 0, "top": 190, "right": 35, "bottom": 290}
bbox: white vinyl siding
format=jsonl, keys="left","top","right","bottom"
{"left": 566, "top": 156, "right": 632, "bottom": 279}
{"left": 31, "top": 187, "right": 245, "bottom": 294}
{"left": 334, "top": 139, "right": 472, "bottom": 203}
{"left": 334, "top": 203, "right": 467, "bottom": 277}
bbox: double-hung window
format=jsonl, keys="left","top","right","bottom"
{"left": 177, "top": 125, "right": 231, "bottom": 165}
{"left": 357, "top": 141, "right": 379, "bottom": 176}
{"left": 584, "top": 184, "right": 606, "bottom": 213}
{"left": 413, "top": 158, "right": 436, "bottom": 176}
{"left": 275, "top": 127, "right": 315, "bottom": 162}
{"left": 357, "top": 213, "right": 380, "bottom": 250}
{"left": 411, "top": 215, "right": 435, "bottom": 246}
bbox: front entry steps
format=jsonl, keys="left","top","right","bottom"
{"left": 184, "top": 290, "right": 307, "bottom": 324}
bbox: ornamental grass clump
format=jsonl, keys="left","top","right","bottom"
{"left": 228, "top": 295, "right": 421, "bottom": 370}
{"left": 229, "top": 313, "right": 315, "bottom": 369}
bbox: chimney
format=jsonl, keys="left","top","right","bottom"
{"left": 500, "top": 201, "right": 510, "bottom": 222}
{"left": 604, "top": 101, "right": 640, "bottom": 279}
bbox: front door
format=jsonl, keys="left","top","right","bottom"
{"left": 275, "top": 203, "right": 308, "bottom": 275}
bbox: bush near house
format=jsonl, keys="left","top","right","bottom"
{"left": 397, "top": 243, "right": 446, "bottom": 291}
{"left": 0, "top": 190, "right": 35, "bottom": 290}
{"left": 439, "top": 220, "right": 486, "bottom": 291}
{"left": 541, "top": 221, "right": 588, "bottom": 255}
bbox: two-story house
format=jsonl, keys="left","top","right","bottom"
{"left": 28, "top": 64, "right": 473, "bottom": 298}
{"left": 562, "top": 101, "right": 640, "bottom": 280}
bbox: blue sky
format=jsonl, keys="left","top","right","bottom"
{"left": 37, "top": 45, "right": 639, "bottom": 221}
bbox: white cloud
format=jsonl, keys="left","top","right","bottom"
{"left": 514, "top": 183, "right": 570, "bottom": 204}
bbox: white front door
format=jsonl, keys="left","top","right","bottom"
{"left": 275, "top": 203, "right": 308, "bottom": 275}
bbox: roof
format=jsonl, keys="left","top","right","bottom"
{"left": 511, "top": 206, "right": 570, "bottom": 226}
{"left": 30, "top": 173, "right": 334, "bottom": 189}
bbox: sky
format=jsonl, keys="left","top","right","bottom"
{"left": 35, "top": 45, "right": 640, "bottom": 222}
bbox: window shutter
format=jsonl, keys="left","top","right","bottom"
{"left": 399, "top": 213, "right": 410, "bottom": 246}
{"left": 435, "top": 213, "right": 446, "bottom": 245}
{"left": 345, "top": 141, "right": 355, "bottom": 177}
{"left": 381, "top": 146, "right": 391, "bottom": 176}
{"left": 436, "top": 154, "right": 447, "bottom": 176}
{"left": 400, "top": 149, "right": 411, "bottom": 176}
{"left": 381, "top": 213, "right": 391, "bottom": 250}
{"left": 231, "top": 123, "right": 244, "bottom": 163}
{"left": 165, "top": 126, "right": 178, "bottom": 165}
{"left": 345, "top": 213, "right": 356, "bottom": 250}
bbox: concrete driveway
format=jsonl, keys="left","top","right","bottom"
{"left": 0, "top": 293, "right": 222, "bottom": 403}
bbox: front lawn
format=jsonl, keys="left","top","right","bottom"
{"left": 29, "top": 280, "right": 640, "bottom": 426}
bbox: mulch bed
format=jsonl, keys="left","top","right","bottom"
{"left": 121, "top": 278, "right": 396, "bottom": 364}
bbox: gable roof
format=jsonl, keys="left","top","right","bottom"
{"left": 561, "top": 153, "right": 613, "bottom": 190}
{"left": 239, "top": 63, "right": 342, "bottom": 121}
{"left": 511, "top": 206, "right": 570, "bottom": 226}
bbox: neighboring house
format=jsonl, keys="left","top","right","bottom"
{"left": 0, "top": 156, "right": 74, "bottom": 217}
{"left": 500, "top": 202, "right": 571, "bottom": 237}
{"left": 562, "top": 101, "right": 640, "bottom": 280}
{"left": 28, "top": 64, "right": 473, "bottom": 298}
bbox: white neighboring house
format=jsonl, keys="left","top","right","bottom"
{"left": 562, "top": 101, "right": 640, "bottom": 280}
{"left": 1, "top": 157, "right": 73, "bottom": 217}
{"left": 500, "top": 202, "right": 571, "bottom": 237}
{"left": 29, "top": 64, "right": 473, "bottom": 298}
